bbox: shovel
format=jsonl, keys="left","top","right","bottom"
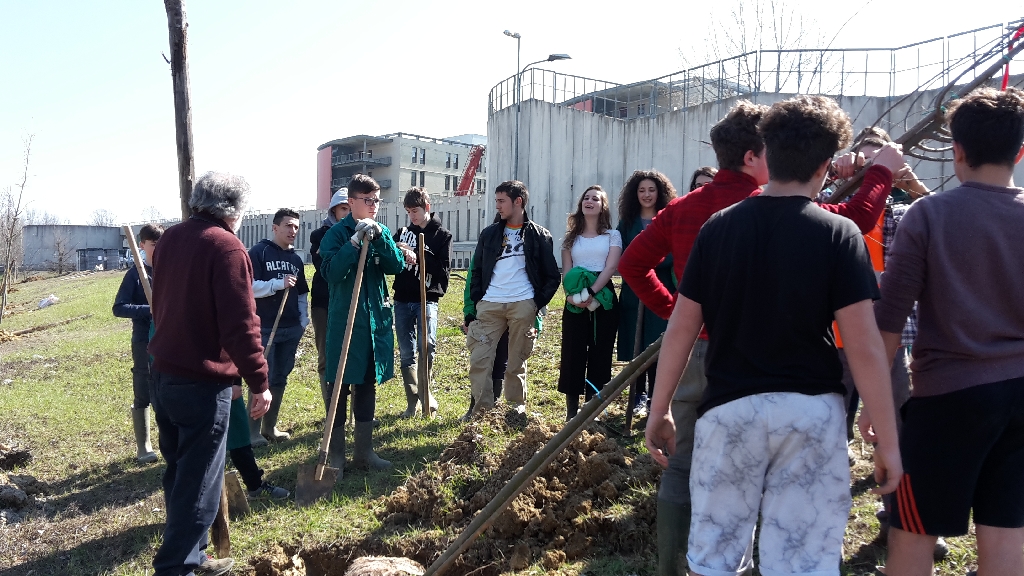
{"left": 417, "top": 233, "right": 434, "bottom": 418}
{"left": 295, "top": 240, "right": 370, "bottom": 506}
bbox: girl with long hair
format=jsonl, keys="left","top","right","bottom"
{"left": 558, "top": 185, "right": 621, "bottom": 420}
{"left": 616, "top": 170, "right": 677, "bottom": 416}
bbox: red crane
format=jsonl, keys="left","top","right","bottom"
{"left": 454, "top": 145, "right": 485, "bottom": 196}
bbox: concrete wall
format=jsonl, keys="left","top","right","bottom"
{"left": 22, "top": 225, "right": 122, "bottom": 271}
{"left": 486, "top": 84, "right": 1024, "bottom": 255}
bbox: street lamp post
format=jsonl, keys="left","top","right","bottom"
{"left": 503, "top": 30, "right": 521, "bottom": 180}
{"left": 514, "top": 54, "right": 571, "bottom": 181}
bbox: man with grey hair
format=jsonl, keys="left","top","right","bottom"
{"left": 148, "top": 171, "right": 272, "bottom": 576}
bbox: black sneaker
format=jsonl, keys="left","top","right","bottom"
{"left": 197, "top": 555, "right": 234, "bottom": 576}
{"left": 247, "top": 482, "right": 289, "bottom": 500}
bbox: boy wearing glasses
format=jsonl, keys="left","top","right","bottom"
{"left": 318, "top": 174, "right": 404, "bottom": 478}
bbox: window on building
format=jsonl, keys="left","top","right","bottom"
{"left": 367, "top": 149, "right": 373, "bottom": 159}
{"left": 411, "top": 170, "right": 417, "bottom": 186}
{"left": 638, "top": 103, "right": 646, "bottom": 116}
{"left": 412, "top": 147, "right": 418, "bottom": 163}
{"left": 420, "top": 148, "right": 426, "bottom": 164}
{"left": 452, "top": 176, "right": 459, "bottom": 190}
{"left": 445, "top": 175, "right": 451, "bottom": 191}
{"left": 454, "top": 154, "right": 459, "bottom": 169}
{"left": 419, "top": 171, "right": 425, "bottom": 186}
{"left": 455, "top": 210, "right": 461, "bottom": 241}
{"left": 446, "top": 152, "right": 452, "bottom": 168}
{"left": 619, "top": 107, "right": 628, "bottom": 118}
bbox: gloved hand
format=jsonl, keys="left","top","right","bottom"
{"left": 354, "top": 219, "right": 382, "bottom": 242}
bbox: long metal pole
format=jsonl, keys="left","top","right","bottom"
{"left": 513, "top": 36, "right": 521, "bottom": 181}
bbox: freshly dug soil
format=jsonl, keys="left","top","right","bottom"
{"left": 251, "top": 413, "right": 660, "bottom": 575}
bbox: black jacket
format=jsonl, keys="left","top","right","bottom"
{"left": 392, "top": 214, "right": 453, "bottom": 303}
{"left": 310, "top": 220, "right": 331, "bottom": 309}
{"left": 467, "top": 214, "right": 559, "bottom": 323}
{"left": 112, "top": 264, "right": 153, "bottom": 344}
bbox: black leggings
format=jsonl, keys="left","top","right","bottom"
{"left": 229, "top": 445, "right": 263, "bottom": 492}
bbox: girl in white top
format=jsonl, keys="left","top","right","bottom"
{"left": 557, "top": 185, "right": 622, "bottom": 420}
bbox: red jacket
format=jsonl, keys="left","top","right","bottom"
{"left": 619, "top": 165, "right": 892, "bottom": 323}
{"left": 149, "top": 212, "right": 269, "bottom": 393}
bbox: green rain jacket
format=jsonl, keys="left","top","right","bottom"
{"left": 319, "top": 214, "right": 405, "bottom": 385}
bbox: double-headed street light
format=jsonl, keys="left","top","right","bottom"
{"left": 504, "top": 31, "right": 571, "bottom": 181}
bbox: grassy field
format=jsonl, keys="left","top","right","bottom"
{"left": 0, "top": 269, "right": 979, "bottom": 576}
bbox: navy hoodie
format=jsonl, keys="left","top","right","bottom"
{"left": 248, "top": 239, "right": 309, "bottom": 330}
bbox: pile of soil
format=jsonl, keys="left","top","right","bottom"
{"left": 0, "top": 330, "right": 21, "bottom": 343}
{"left": 0, "top": 442, "right": 32, "bottom": 470}
{"left": 379, "top": 415, "right": 662, "bottom": 573}
{"left": 251, "top": 414, "right": 661, "bottom": 576}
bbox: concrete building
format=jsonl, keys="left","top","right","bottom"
{"left": 484, "top": 22, "right": 1024, "bottom": 253}
{"left": 22, "top": 225, "right": 123, "bottom": 271}
{"left": 315, "top": 133, "right": 488, "bottom": 209}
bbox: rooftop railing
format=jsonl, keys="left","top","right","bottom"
{"left": 488, "top": 22, "right": 1020, "bottom": 119}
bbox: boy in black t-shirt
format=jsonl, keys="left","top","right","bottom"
{"left": 645, "top": 95, "right": 902, "bottom": 576}
{"left": 247, "top": 208, "right": 310, "bottom": 447}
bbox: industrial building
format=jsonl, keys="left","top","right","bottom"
{"left": 315, "top": 133, "right": 487, "bottom": 209}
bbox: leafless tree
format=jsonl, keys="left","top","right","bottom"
{"left": 0, "top": 136, "right": 33, "bottom": 324}
{"left": 676, "top": 0, "right": 862, "bottom": 97}
{"left": 24, "top": 209, "right": 66, "bottom": 225}
{"left": 140, "top": 205, "right": 164, "bottom": 222}
{"left": 87, "top": 208, "right": 118, "bottom": 227}
{"left": 49, "top": 230, "right": 75, "bottom": 275}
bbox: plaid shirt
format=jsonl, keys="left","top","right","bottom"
{"left": 818, "top": 188, "right": 918, "bottom": 348}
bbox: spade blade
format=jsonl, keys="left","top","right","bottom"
{"left": 294, "top": 463, "right": 338, "bottom": 507}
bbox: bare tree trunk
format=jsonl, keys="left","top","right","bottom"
{"left": 164, "top": 0, "right": 195, "bottom": 220}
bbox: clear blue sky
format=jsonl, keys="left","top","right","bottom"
{"left": 1, "top": 1, "right": 1020, "bottom": 223}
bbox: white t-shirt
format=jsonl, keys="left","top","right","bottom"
{"left": 483, "top": 225, "right": 534, "bottom": 303}
{"left": 569, "top": 230, "right": 622, "bottom": 272}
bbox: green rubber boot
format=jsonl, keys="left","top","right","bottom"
{"left": 131, "top": 407, "right": 158, "bottom": 464}
{"left": 399, "top": 365, "right": 419, "bottom": 419}
{"left": 260, "top": 386, "right": 290, "bottom": 442}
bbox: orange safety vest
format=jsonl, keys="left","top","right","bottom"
{"left": 834, "top": 211, "right": 885, "bottom": 348}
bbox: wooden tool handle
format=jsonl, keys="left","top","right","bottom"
{"left": 263, "top": 286, "right": 290, "bottom": 357}
{"left": 316, "top": 240, "right": 370, "bottom": 481}
{"left": 122, "top": 226, "right": 154, "bottom": 309}
{"left": 418, "top": 233, "right": 432, "bottom": 418}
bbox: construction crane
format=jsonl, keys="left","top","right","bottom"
{"left": 454, "top": 145, "right": 485, "bottom": 196}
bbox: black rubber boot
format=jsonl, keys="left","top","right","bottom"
{"left": 328, "top": 429, "right": 345, "bottom": 483}
{"left": 351, "top": 421, "right": 392, "bottom": 470}
{"left": 657, "top": 498, "right": 690, "bottom": 576}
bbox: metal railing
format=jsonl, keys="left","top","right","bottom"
{"left": 331, "top": 177, "right": 391, "bottom": 190}
{"left": 488, "top": 22, "right": 1020, "bottom": 119}
{"left": 330, "top": 154, "right": 392, "bottom": 167}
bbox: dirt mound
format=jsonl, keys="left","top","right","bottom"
{"left": 379, "top": 418, "right": 662, "bottom": 572}
{"left": 0, "top": 442, "right": 32, "bottom": 470}
{"left": 250, "top": 414, "right": 661, "bottom": 576}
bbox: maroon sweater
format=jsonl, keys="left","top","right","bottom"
{"left": 149, "top": 213, "right": 269, "bottom": 393}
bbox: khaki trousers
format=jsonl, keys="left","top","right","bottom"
{"left": 467, "top": 299, "right": 538, "bottom": 409}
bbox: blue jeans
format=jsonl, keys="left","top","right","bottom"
{"left": 261, "top": 325, "right": 303, "bottom": 389}
{"left": 394, "top": 301, "right": 437, "bottom": 369}
{"left": 150, "top": 370, "right": 232, "bottom": 576}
